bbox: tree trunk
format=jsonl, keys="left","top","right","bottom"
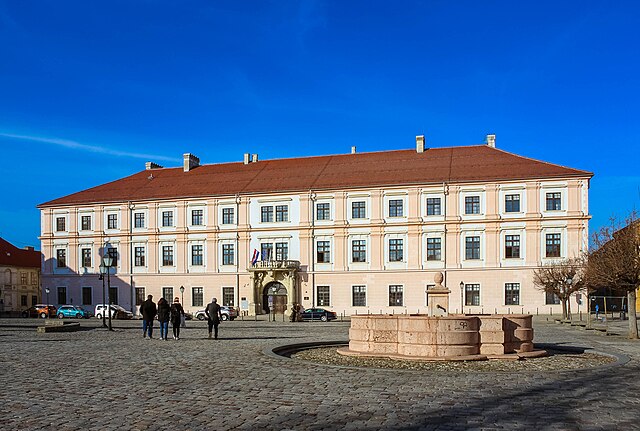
{"left": 561, "top": 299, "right": 568, "bottom": 320}
{"left": 628, "top": 288, "right": 638, "bottom": 339}
{"left": 567, "top": 297, "right": 572, "bottom": 320}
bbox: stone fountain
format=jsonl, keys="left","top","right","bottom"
{"left": 338, "top": 273, "right": 546, "bottom": 361}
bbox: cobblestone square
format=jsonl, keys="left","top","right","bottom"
{"left": 1, "top": 317, "right": 639, "bottom": 430}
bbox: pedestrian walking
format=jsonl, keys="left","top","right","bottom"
{"left": 170, "top": 297, "right": 185, "bottom": 340}
{"left": 140, "top": 294, "right": 157, "bottom": 339}
{"left": 157, "top": 297, "right": 171, "bottom": 340}
{"left": 205, "top": 297, "right": 223, "bottom": 339}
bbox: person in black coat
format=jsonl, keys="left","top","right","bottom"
{"left": 205, "top": 297, "right": 223, "bottom": 339}
{"left": 139, "top": 295, "right": 157, "bottom": 339}
{"left": 157, "top": 298, "right": 171, "bottom": 341}
{"left": 170, "top": 297, "right": 185, "bottom": 340}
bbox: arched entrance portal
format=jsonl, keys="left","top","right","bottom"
{"left": 263, "top": 282, "right": 287, "bottom": 315}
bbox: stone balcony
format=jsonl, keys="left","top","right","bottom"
{"left": 248, "top": 260, "right": 301, "bottom": 272}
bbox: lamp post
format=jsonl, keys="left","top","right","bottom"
{"left": 98, "top": 264, "right": 107, "bottom": 328}
{"left": 459, "top": 281, "right": 464, "bottom": 315}
{"left": 566, "top": 277, "right": 573, "bottom": 320}
{"left": 180, "top": 285, "right": 185, "bottom": 305}
{"left": 45, "top": 288, "right": 50, "bottom": 318}
{"left": 102, "top": 254, "right": 114, "bottom": 331}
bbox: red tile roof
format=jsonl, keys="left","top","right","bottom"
{"left": 39, "top": 145, "right": 592, "bottom": 207}
{"left": 0, "top": 237, "right": 41, "bottom": 268}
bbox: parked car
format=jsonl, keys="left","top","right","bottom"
{"left": 94, "top": 304, "right": 134, "bottom": 320}
{"left": 300, "top": 308, "right": 337, "bottom": 322}
{"left": 21, "top": 304, "right": 57, "bottom": 318}
{"left": 57, "top": 305, "right": 91, "bottom": 319}
{"left": 194, "top": 305, "right": 237, "bottom": 321}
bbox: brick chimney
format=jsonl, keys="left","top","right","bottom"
{"left": 243, "top": 153, "right": 251, "bottom": 165}
{"left": 145, "top": 162, "right": 163, "bottom": 170}
{"left": 486, "top": 134, "right": 496, "bottom": 148}
{"left": 183, "top": 153, "right": 200, "bottom": 172}
{"left": 351, "top": 146, "right": 356, "bottom": 154}
{"left": 251, "top": 154, "right": 259, "bottom": 163}
{"left": 416, "top": 135, "right": 425, "bottom": 153}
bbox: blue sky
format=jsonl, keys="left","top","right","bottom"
{"left": 0, "top": 1, "right": 639, "bottom": 248}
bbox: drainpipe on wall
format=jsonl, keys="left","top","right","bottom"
{"left": 235, "top": 194, "right": 241, "bottom": 309}
{"left": 442, "top": 182, "right": 448, "bottom": 293}
{"left": 310, "top": 191, "right": 316, "bottom": 308}
{"left": 128, "top": 202, "right": 135, "bottom": 313}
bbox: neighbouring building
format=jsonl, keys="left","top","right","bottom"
{"left": 0, "top": 237, "right": 41, "bottom": 315}
{"left": 38, "top": 135, "right": 592, "bottom": 317}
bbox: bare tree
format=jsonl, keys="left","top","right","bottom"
{"left": 585, "top": 213, "right": 639, "bottom": 339}
{"left": 533, "top": 256, "right": 586, "bottom": 320}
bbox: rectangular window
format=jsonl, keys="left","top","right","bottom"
{"left": 317, "top": 286, "right": 330, "bottom": 307}
{"left": 352, "top": 285, "right": 366, "bottom": 307}
{"left": 222, "top": 287, "right": 234, "bottom": 306}
{"left": 81, "top": 215, "right": 91, "bottom": 231}
{"left": 545, "top": 291, "right": 561, "bottom": 305}
{"left": 135, "top": 287, "right": 145, "bottom": 306}
{"left": 81, "top": 248, "right": 92, "bottom": 267}
{"left": 316, "top": 241, "right": 331, "bottom": 263}
{"left": 505, "top": 235, "right": 520, "bottom": 259}
{"left": 109, "top": 287, "right": 118, "bottom": 305}
{"left": 20, "top": 272, "right": 27, "bottom": 285}
{"left": 465, "top": 196, "right": 480, "bottom": 214}
{"left": 82, "top": 287, "right": 92, "bottom": 305}
{"left": 192, "top": 287, "right": 204, "bottom": 307}
{"left": 30, "top": 272, "right": 37, "bottom": 285}
{"left": 222, "top": 244, "right": 234, "bottom": 265}
{"left": 465, "top": 284, "right": 480, "bottom": 306}
{"left": 389, "top": 199, "right": 403, "bottom": 217}
{"left": 505, "top": 194, "right": 520, "bottom": 213}
{"left": 222, "top": 207, "right": 235, "bottom": 224}
{"left": 162, "top": 211, "right": 173, "bottom": 227}
{"left": 21, "top": 295, "right": 27, "bottom": 306}
{"left": 275, "top": 242, "right": 288, "bottom": 260}
{"left": 465, "top": 236, "right": 480, "bottom": 260}
{"left": 56, "top": 249, "right": 66, "bottom": 268}
{"left": 352, "top": 201, "right": 366, "bottom": 219}
{"left": 107, "top": 214, "right": 117, "bottom": 229}
{"left": 191, "top": 209, "right": 204, "bottom": 226}
{"left": 275, "top": 205, "right": 289, "bottom": 222}
{"left": 389, "top": 239, "right": 403, "bottom": 262}
{"left": 426, "top": 238, "right": 441, "bottom": 261}
{"left": 162, "top": 246, "right": 174, "bottom": 266}
{"left": 352, "top": 240, "right": 367, "bottom": 263}
{"left": 107, "top": 247, "right": 118, "bottom": 266}
{"left": 162, "top": 287, "right": 174, "bottom": 301}
{"left": 134, "top": 212, "right": 145, "bottom": 228}
{"left": 261, "top": 206, "right": 273, "bottom": 223}
{"left": 546, "top": 233, "right": 561, "bottom": 258}
{"left": 57, "top": 287, "right": 67, "bottom": 305}
{"left": 316, "top": 203, "right": 330, "bottom": 220}
{"left": 261, "top": 243, "right": 273, "bottom": 261}
{"left": 31, "top": 295, "right": 37, "bottom": 306}
{"left": 426, "top": 198, "right": 441, "bottom": 216}
{"left": 191, "top": 244, "right": 203, "bottom": 266}
{"left": 56, "top": 217, "right": 66, "bottom": 232}
{"left": 546, "top": 192, "right": 562, "bottom": 211}
{"left": 389, "top": 285, "right": 403, "bottom": 306}
{"left": 505, "top": 283, "right": 520, "bottom": 305}
{"left": 134, "top": 247, "right": 145, "bottom": 267}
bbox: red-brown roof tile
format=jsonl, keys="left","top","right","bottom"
{"left": 39, "top": 145, "right": 592, "bottom": 207}
{"left": 0, "top": 237, "right": 41, "bottom": 268}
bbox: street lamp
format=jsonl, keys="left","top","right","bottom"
{"left": 459, "top": 281, "right": 464, "bottom": 315}
{"left": 180, "top": 285, "right": 185, "bottom": 305}
{"left": 45, "top": 288, "right": 50, "bottom": 317}
{"left": 102, "top": 254, "right": 114, "bottom": 331}
{"left": 98, "top": 264, "right": 107, "bottom": 328}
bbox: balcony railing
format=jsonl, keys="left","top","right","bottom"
{"left": 250, "top": 260, "right": 300, "bottom": 270}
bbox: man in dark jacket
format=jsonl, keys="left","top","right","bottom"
{"left": 205, "top": 297, "right": 223, "bottom": 339}
{"left": 140, "top": 295, "right": 157, "bottom": 339}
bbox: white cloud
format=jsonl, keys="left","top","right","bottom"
{"left": 0, "top": 132, "right": 179, "bottom": 162}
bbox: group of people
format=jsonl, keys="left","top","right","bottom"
{"left": 139, "top": 295, "right": 223, "bottom": 340}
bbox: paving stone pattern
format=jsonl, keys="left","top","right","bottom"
{"left": 0, "top": 316, "right": 639, "bottom": 430}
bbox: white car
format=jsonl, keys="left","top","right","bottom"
{"left": 94, "top": 304, "right": 133, "bottom": 320}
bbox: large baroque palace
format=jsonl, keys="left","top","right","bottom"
{"left": 39, "top": 135, "right": 592, "bottom": 316}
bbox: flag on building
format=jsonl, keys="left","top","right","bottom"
{"left": 251, "top": 249, "right": 259, "bottom": 265}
